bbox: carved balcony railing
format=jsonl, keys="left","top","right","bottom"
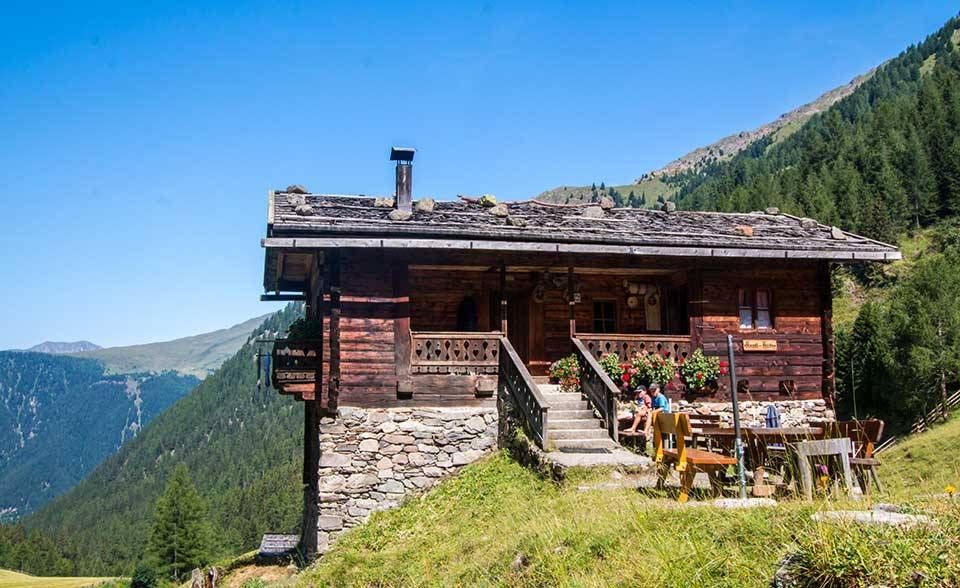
{"left": 576, "top": 333, "right": 693, "bottom": 362}
{"left": 410, "top": 331, "right": 502, "bottom": 375}
{"left": 272, "top": 339, "right": 323, "bottom": 395}
{"left": 571, "top": 337, "right": 620, "bottom": 443}
{"left": 498, "top": 337, "right": 549, "bottom": 449}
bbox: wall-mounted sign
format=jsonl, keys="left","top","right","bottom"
{"left": 743, "top": 339, "right": 778, "bottom": 352}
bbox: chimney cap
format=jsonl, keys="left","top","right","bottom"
{"left": 390, "top": 147, "right": 416, "bottom": 162}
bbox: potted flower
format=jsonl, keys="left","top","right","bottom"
{"left": 678, "top": 348, "right": 721, "bottom": 395}
{"left": 629, "top": 350, "right": 677, "bottom": 389}
{"left": 548, "top": 354, "right": 581, "bottom": 393}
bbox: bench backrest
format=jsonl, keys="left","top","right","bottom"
{"left": 653, "top": 411, "right": 692, "bottom": 466}
{"left": 834, "top": 419, "right": 885, "bottom": 459}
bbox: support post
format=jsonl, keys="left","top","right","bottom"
{"left": 727, "top": 334, "right": 747, "bottom": 500}
{"left": 499, "top": 262, "right": 508, "bottom": 336}
{"left": 300, "top": 272, "right": 323, "bottom": 560}
{"left": 328, "top": 250, "right": 341, "bottom": 413}
{"left": 567, "top": 265, "right": 576, "bottom": 341}
{"left": 393, "top": 262, "right": 413, "bottom": 399}
{"left": 818, "top": 262, "right": 836, "bottom": 408}
{"left": 688, "top": 269, "right": 703, "bottom": 350}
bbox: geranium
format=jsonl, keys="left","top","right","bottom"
{"left": 549, "top": 354, "right": 581, "bottom": 393}
{"left": 679, "top": 349, "right": 721, "bottom": 392}
{"left": 629, "top": 350, "right": 677, "bottom": 388}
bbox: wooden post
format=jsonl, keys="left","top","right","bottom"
{"left": 688, "top": 269, "right": 703, "bottom": 351}
{"left": 499, "top": 262, "right": 508, "bottom": 336}
{"left": 300, "top": 269, "right": 322, "bottom": 561}
{"left": 328, "top": 250, "right": 342, "bottom": 412}
{"left": 393, "top": 262, "right": 413, "bottom": 399}
{"left": 819, "top": 262, "right": 836, "bottom": 408}
{"left": 567, "top": 266, "right": 576, "bottom": 341}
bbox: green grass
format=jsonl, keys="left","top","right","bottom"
{"left": 297, "top": 440, "right": 960, "bottom": 587}
{"left": 882, "top": 412, "right": 960, "bottom": 497}
{"left": 0, "top": 570, "right": 120, "bottom": 588}
{"left": 535, "top": 178, "right": 678, "bottom": 208}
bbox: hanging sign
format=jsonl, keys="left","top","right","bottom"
{"left": 743, "top": 339, "right": 778, "bottom": 352}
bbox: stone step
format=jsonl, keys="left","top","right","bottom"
{"left": 550, "top": 418, "right": 604, "bottom": 430}
{"left": 538, "top": 384, "right": 563, "bottom": 395}
{"left": 545, "top": 399, "right": 590, "bottom": 410}
{"left": 542, "top": 393, "right": 583, "bottom": 403}
{"left": 549, "top": 409, "right": 597, "bottom": 420}
{"left": 549, "top": 428, "right": 609, "bottom": 440}
{"left": 550, "top": 437, "right": 619, "bottom": 450}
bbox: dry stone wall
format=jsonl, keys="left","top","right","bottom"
{"left": 674, "top": 399, "right": 834, "bottom": 427}
{"left": 314, "top": 406, "right": 498, "bottom": 552}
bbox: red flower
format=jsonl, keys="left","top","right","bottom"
{"left": 719, "top": 360, "right": 729, "bottom": 368}
{"left": 662, "top": 350, "right": 671, "bottom": 357}
{"left": 719, "top": 367, "right": 729, "bottom": 376}
{"left": 621, "top": 373, "right": 631, "bottom": 384}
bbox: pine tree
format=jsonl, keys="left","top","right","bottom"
{"left": 147, "top": 464, "right": 212, "bottom": 582}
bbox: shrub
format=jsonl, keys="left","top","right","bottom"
{"left": 597, "top": 353, "right": 623, "bottom": 383}
{"left": 130, "top": 562, "right": 158, "bottom": 588}
{"left": 549, "top": 355, "right": 581, "bottom": 393}
{"left": 677, "top": 349, "right": 722, "bottom": 391}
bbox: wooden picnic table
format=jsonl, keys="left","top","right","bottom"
{"left": 695, "top": 426, "right": 825, "bottom": 469}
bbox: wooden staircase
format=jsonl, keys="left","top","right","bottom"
{"left": 538, "top": 382, "right": 618, "bottom": 451}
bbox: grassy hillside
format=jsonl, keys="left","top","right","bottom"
{"left": 535, "top": 178, "right": 676, "bottom": 207}
{"left": 78, "top": 315, "right": 270, "bottom": 379}
{"left": 24, "top": 306, "right": 304, "bottom": 575}
{"left": 299, "top": 439, "right": 960, "bottom": 588}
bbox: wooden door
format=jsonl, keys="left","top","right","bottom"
{"left": 490, "top": 290, "right": 531, "bottom": 362}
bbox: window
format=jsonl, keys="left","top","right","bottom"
{"left": 593, "top": 300, "right": 617, "bottom": 333}
{"left": 738, "top": 288, "right": 773, "bottom": 329}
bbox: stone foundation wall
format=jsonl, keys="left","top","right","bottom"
{"left": 314, "top": 406, "right": 497, "bottom": 552}
{"left": 674, "top": 399, "right": 835, "bottom": 427}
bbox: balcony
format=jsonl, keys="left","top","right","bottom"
{"left": 272, "top": 339, "right": 323, "bottom": 399}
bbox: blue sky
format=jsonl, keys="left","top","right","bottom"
{"left": 1, "top": 1, "right": 956, "bottom": 350}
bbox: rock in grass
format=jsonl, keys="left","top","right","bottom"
{"left": 810, "top": 510, "right": 936, "bottom": 529}
{"left": 712, "top": 497, "right": 777, "bottom": 509}
{"left": 510, "top": 552, "right": 529, "bottom": 572}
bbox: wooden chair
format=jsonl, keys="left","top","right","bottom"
{"left": 654, "top": 412, "right": 737, "bottom": 502}
{"left": 834, "top": 419, "right": 885, "bottom": 494}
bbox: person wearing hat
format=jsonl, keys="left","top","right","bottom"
{"left": 625, "top": 384, "right": 652, "bottom": 434}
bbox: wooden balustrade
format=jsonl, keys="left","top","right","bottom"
{"left": 410, "top": 331, "right": 501, "bottom": 374}
{"left": 576, "top": 333, "right": 693, "bottom": 362}
{"left": 272, "top": 339, "right": 324, "bottom": 392}
{"left": 499, "top": 337, "right": 549, "bottom": 449}
{"left": 571, "top": 337, "right": 620, "bottom": 443}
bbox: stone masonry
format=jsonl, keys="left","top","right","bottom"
{"left": 313, "top": 406, "right": 498, "bottom": 552}
{"left": 674, "top": 399, "right": 835, "bottom": 428}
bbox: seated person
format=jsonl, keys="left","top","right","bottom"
{"left": 642, "top": 382, "right": 670, "bottom": 439}
{"left": 624, "top": 385, "right": 652, "bottom": 433}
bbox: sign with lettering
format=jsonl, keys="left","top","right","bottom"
{"left": 743, "top": 339, "right": 778, "bottom": 352}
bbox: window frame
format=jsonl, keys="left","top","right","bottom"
{"left": 737, "top": 287, "right": 774, "bottom": 330}
{"left": 592, "top": 299, "right": 618, "bottom": 334}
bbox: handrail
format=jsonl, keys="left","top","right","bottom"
{"left": 571, "top": 337, "right": 620, "bottom": 443}
{"left": 410, "top": 331, "right": 501, "bottom": 373}
{"left": 498, "top": 337, "right": 549, "bottom": 449}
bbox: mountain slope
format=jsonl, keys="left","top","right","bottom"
{"left": 24, "top": 305, "right": 304, "bottom": 575}
{"left": 535, "top": 69, "right": 874, "bottom": 206}
{"left": 0, "top": 353, "right": 198, "bottom": 520}
{"left": 78, "top": 315, "right": 270, "bottom": 379}
{"left": 25, "top": 342, "right": 101, "bottom": 354}
{"left": 673, "top": 15, "right": 960, "bottom": 241}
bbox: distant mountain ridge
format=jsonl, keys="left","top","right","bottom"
{"left": 535, "top": 68, "right": 875, "bottom": 206}
{"left": 24, "top": 341, "right": 101, "bottom": 354}
{"left": 78, "top": 315, "right": 270, "bottom": 379}
{"left": 0, "top": 314, "right": 270, "bottom": 520}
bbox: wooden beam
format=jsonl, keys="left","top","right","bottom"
{"left": 499, "top": 262, "right": 508, "bottom": 336}
{"left": 328, "top": 250, "right": 342, "bottom": 413}
{"left": 568, "top": 265, "right": 576, "bottom": 341}
{"left": 688, "top": 269, "right": 703, "bottom": 351}
{"left": 263, "top": 237, "right": 900, "bottom": 261}
{"left": 393, "top": 263, "right": 412, "bottom": 399}
{"left": 261, "top": 293, "right": 307, "bottom": 302}
{"left": 819, "top": 261, "right": 836, "bottom": 407}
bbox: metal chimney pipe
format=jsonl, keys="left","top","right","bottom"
{"left": 390, "top": 147, "right": 415, "bottom": 212}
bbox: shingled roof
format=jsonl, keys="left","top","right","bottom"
{"left": 263, "top": 191, "right": 900, "bottom": 261}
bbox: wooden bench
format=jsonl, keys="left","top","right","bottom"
{"left": 653, "top": 412, "right": 737, "bottom": 502}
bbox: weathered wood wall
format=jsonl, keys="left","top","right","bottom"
{"left": 309, "top": 250, "right": 828, "bottom": 407}
{"left": 695, "top": 262, "right": 825, "bottom": 401}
